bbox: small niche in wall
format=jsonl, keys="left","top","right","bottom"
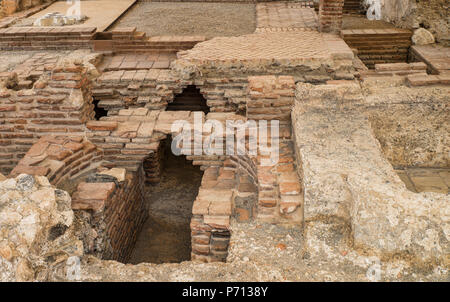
{"left": 93, "top": 98, "right": 108, "bottom": 120}
{"left": 167, "top": 85, "right": 209, "bottom": 114}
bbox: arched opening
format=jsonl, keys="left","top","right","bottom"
{"left": 166, "top": 85, "right": 209, "bottom": 114}
{"left": 128, "top": 138, "right": 203, "bottom": 264}
{"left": 93, "top": 98, "right": 108, "bottom": 120}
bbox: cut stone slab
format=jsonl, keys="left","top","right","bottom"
{"left": 99, "top": 168, "right": 126, "bottom": 182}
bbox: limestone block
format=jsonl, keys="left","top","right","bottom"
{"left": 412, "top": 28, "right": 435, "bottom": 45}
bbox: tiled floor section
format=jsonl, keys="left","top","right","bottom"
{"left": 396, "top": 168, "right": 449, "bottom": 194}
{"left": 98, "top": 52, "right": 177, "bottom": 72}
{"left": 177, "top": 31, "right": 351, "bottom": 62}
{"left": 256, "top": 1, "right": 318, "bottom": 32}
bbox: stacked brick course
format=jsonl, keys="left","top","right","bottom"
{"left": 93, "top": 69, "right": 253, "bottom": 115}
{"left": 409, "top": 44, "right": 450, "bottom": 75}
{"left": 108, "top": 27, "right": 205, "bottom": 53}
{"left": 341, "top": 28, "right": 413, "bottom": 68}
{"left": 247, "top": 75, "right": 295, "bottom": 121}
{"left": 318, "top": 0, "right": 344, "bottom": 33}
{"left": 72, "top": 167, "right": 147, "bottom": 262}
{"left": 9, "top": 135, "right": 102, "bottom": 186}
{"left": 0, "top": 61, "right": 94, "bottom": 175}
{"left": 191, "top": 163, "right": 237, "bottom": 262}
{"left": 256, "top": 141, "right": 303, "bottom": 225}
{"left": 93, "top": 69, "right": 182, "bottom": 114}
{"left": 343, "top": 0, "right": 362, "bottom": 14}
{"left": 406, "top": 74, "right": 450, "bottom": 87}
{"left": 0, "top": 27, "right": 96, "bottom": 50}
{"left": 358, "top": 62, "right": 428, "bottom": 79}
{"left": 11, "top": 134, "right": 147, "bottom": 263}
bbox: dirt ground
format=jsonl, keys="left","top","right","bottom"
{"left": 109, "top": 2, "right": 256, "bottom": 38}
{"left": 128, "top": 143, "right": 203, "bottom": 264}
{"left": 342, "top": 15, "right": 395, "bottom": 30}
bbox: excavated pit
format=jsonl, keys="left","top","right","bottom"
{"left": 128, "top": 139, "right": 203, "bottom": 264}
{"left": 368, "top": 107, "right": 449, "bottom": 195}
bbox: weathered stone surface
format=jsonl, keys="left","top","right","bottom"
{"left": 292, "top": 81, "right": 449, "bottom": 264}
{"left": 412, "top": 28, "right": 435, "bottom": 45}
{"left": 0, "top": 174, "right": 82, "bottom": 281}
{"left": 381, "top": 0, "right": 448, "bottom": 45}
{"left": 99, "top": 168, "right": 126, "bottom": 182}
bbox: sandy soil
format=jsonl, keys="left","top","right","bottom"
{"left": 109, "top": 2, "right": 256, "bottom": 38}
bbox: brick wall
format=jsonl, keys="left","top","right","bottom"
{"left": 0, "top": 62, "right": 94, "bottom": 175}
{"left": 99, "top": 27, "right": 205, "bottom": 53}
{"left": 358, "top": 62, "right": 428, "bottom": 79}
{"left": 341, "top": 28, "right": 413, "bottom": 68}
{"left": 92, "top": 69, "right": 182, "bottom": 115}
{"left": 72, "top": 167, "right": 148, "bottom": 262}
{"left": 1, "top": 0, "right": 20, "bottom": 15}
{"left": 9, "top": 135, "right": 102, "bottom": 186}
{"left": 191, "top": 163, "right": 237, "bottom": 262}
{"left": 247, "top": 75, "right": 295, "bottom": 121}
{"left": 229, "top": 155, "right": 258, "bottom": 222}
{"left": 11, "top": 134, "right": 148, "bottom": 262}
{"left": 0, "top": 27, "right": 95, "bottom": 51}
{"left": 93, "top": 70, "right": 250, "bottom": 115}
{"left": 319, "top": 0, "right": 344, "bottom": 33}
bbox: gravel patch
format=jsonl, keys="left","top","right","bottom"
{"left": 109, "top": 2, "right": 256, "bottom": 38}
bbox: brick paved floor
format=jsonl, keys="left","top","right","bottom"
{"left": 177, "top": 31, "right": 349, "bottom": 62}
{"left": 98, "top": 52, "right": 177, "bottom": 72}
{"left": 255, "top": 1, "right": 318, "bottom": 32}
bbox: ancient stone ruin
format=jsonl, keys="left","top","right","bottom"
{"left": 0, "top": 0, "right": 448, "bottom": 282}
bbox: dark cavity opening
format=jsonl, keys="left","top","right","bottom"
{"left": 128, "top": 139, "right": 203, "bottom": 264}
{"left": 167, "top": 85, "right": 209, "bottom": 114}
{"left": 93, "top": 98, "right": 108, "bottom": 120}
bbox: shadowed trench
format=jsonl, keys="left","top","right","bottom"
{"left": 128, "top": 141, "right": 203, "bottom": 264}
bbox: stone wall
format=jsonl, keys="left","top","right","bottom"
{"left": 292, "top": 80, "right": 449, "bottom": 264}
{"left": 381, "top": 0, "right": 449, "bottom": 45}
{"left": 0, "top": 174, "right": 82, "bottom": 281}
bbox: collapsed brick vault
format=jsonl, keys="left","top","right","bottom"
{"left": 0, "top": 1, "right": 449, "bottom": 281}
